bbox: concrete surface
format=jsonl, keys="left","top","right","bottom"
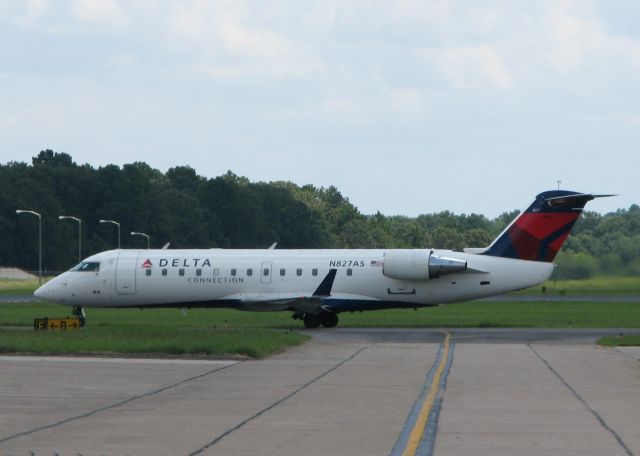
{"left": 0, "top": 329, "right": 639, "bottom": 456}
{"left": 302, "top": 327, "right": 640, "bottom": 344}
{"left": 434, "top": 344, "right": 639, "bottom": 456}
{"left": 0, "top": 295, "right": 39, "bottom": 303}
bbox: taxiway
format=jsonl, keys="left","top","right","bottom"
{"left": 1, "top": 329, "right": 639, "bottom": 456}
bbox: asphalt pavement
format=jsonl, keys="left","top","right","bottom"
{"left": 1, "top": 329, "right": 640, "bottom": 456}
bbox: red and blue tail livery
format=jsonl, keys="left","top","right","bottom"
{"left": 483, "top": 191, "right": 609, "bottom": 262}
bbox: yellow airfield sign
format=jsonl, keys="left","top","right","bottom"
{"left": 34, "top": 317, "right": 82, "bottom": 331}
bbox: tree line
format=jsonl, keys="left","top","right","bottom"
{"left": 1, "top": 150, "right": 638, "bottom": 279}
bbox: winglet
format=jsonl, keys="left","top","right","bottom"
{"left": 313, "top": 269, "right": 337, "bottom": 297}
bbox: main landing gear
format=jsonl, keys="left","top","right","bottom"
{"left": 72, "top": 306, "right": 86, "bottom": 327}
{"left": 293, "top": 311, "right": 339, "bottom": 328}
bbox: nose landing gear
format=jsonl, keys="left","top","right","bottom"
{"left": 72, "top": 306, "right": 86, "bottom": 327}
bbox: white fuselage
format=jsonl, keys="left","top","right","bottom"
{"left": 36, "top": 248, "right": 553, "bottom": 312}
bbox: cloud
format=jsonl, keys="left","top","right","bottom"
{"left": 11, "top": 0, "right": 49, "bottom": 27}
{"left": 420, "top": 45, "right": 513, "bottom": 91}
{"left": 387, "top": 87, "right": 423, "bottom": 113}
{"left": 0, "top": 86, "right": 100, "bottom": 136}
{"left": 168, "top": 3, "right": 215, "bottom": 43}
{"left": 617, "top": 113, "right": 640, "bottom": 128}
{"left": 70, "top": 0, "right": 128, "bottom": 28}
{"left": 544, "top": 3, "right": 640, "bottom": 78}
{"left": 167, "top": 1, "right": 324, "bottom": 79}
{"left": 1, "top": 0, "right": 640, "bottom": 219}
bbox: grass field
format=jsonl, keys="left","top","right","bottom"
{"left": 0, "top": 303, "right": 312, "bottom": 358}
{"left": 597, "top": 335, "right": 640, "bottom": 346}
{"left": 1, "top": 300, "right": 640, "bottom": 329}
{"left": 0, "top": 326, "right": 307, "bottom": 358}
{"left": 0, "top": 278, "right": 44, "bottom": 295}
{"left": 514, "top": 276, "right": 640, "bottom": 296}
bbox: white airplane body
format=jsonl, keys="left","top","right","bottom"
{"left": 34, "top": 190, "right": 606, "bottom": 327}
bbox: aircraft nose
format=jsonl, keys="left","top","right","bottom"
{"left": 34, "top": 282, "right": 52, "bottom": 301}
{"left": 33, "top": 285, "right": 44, "bottom": 299}
{"left": 34, "top": 280, "right": 64, "bottom": 303}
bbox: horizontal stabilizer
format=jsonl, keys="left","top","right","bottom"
{"left": 544, "top": 193, "right": 616, "bottom": 202}
{"left": 463, "top": 247, "right": 487, "bottom": 254}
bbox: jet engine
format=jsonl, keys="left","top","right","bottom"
{"left": 382, "top": 249, "right": 467, "bottom": 281}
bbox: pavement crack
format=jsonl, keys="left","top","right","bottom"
{"left": 528, "top": 345, "right": 635, "bottom": 456}
{"left": 188, "top": 345, "right": 369, "bottom": 455}
{"left": 0, "top": 363, "right": 235, "bottom": 445}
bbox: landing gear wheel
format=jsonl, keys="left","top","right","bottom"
{"left": 320, "top": 312, "right": 339, "bottom": 328}
{"left": 72, "top": 306, "right": 86, "bottom": 327}
{"left": 303, "top": 313, "right": 322, "bottom": 328}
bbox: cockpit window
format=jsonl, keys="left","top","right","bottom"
{"left": 71, "top": 262, "right": 100, "bottom": 272}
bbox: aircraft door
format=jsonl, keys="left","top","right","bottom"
{"left": 261, "top": 261, "right": 272, "bottom": 284}
{"left": 116, "top": 251, "right": 139, "bottom": 294}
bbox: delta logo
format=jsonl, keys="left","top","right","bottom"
{"left": 141, "top": 259, "right": 153, "bottom": 269}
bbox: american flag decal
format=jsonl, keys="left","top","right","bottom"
{"left": 370, "top": 260, "right": 384, "bottom": 267}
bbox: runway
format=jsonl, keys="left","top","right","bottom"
{"left": 1, "top": 329, "right": 639, "bottom": 456}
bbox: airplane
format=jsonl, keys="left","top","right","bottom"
{"left": 34, "top": 190, "right": 608, "bottom": 328}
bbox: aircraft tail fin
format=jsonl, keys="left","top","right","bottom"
{"left": 481, "top": 191, "right": 613, "bottom": 262}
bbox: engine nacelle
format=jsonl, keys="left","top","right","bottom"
{"left": 383, "top": 249, "right": 467, "bottom": 281}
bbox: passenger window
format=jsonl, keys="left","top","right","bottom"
{"left": 280, "top": 268, "right": 286, "bottom": 276}
{"left": 296, "top": 268, "right": 302, "bottom": 276}
{"left": 312, "top": 268, "right": 318, "bottom": 276}
{"left": 146, "top": 269, "right": 152, "bottom": 277}
{"left": 347, "top": 268, "right": 353, "bottom": 276}
{"left": 179, "top": 268, "right": 185, "bottom": 276}
{"left": 231, "top": 268, "right": 237, "bottom": 276}
{"left": 213, "top": 268, "right": 219, "bottom": 276}
{"left": 247, "top": 268, "right": 253, "bottom": 276}
{"left": 196, "top": 268, "right": 202, "bottom": 277}
{"left": 263, "top": 268, "right": 270, "bottom": 276}
{"left": 162, "top": 268, "right": 167, "bottom": 276}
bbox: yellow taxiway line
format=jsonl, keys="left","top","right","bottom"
{"left": 402, "top": 331, "right": 451, "bottom": 456}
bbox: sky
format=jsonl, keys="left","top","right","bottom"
{"left": 0, "top": 0, "right": 638, "bottom": 218}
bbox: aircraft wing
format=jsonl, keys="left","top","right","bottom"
{"left": 220, "top": 269, "right": 340, "bottom": 314}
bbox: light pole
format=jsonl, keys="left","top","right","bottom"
{"left": 131, "top": 231, "right": 150, "bottom": 249}
{"left": 16, "top": 209, "right": 42, "bottom": 285}
{"left": 99, "top": 219, "right": 121, "bottom": 249}
{"left": 59, "top": 216, "right": 82, "bottom": 263}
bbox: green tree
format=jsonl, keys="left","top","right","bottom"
{"left": 553, "top": 252, "right": 599, "bottom": 279}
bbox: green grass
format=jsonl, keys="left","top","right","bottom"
{"left": 597, "top": 335, "right": 640, "bottom": 346}
{"left": 0, "top": 304, "right": 309, "bottom": 358}
{"left": 0, "top": 327, "right": 307, "bottom": 358}
{"left": 338, "top": 301, "right": 640, "bottom": 328}
{"left": 2, "top": 300, "right": 640, "bottom": 330}
{"left": 0, "top": 303, "right": 303, "bottom": 328}
{"left": 0, "top": 278, "right": 43, "bottom": 295}
{"left": 512, "top": 276, "right": 640, "bottom": 296}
